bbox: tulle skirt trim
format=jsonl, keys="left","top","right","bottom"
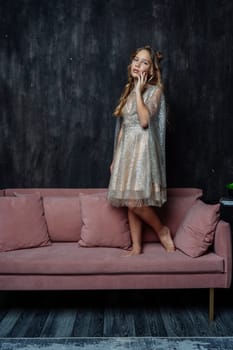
{"left": 107, "top": 189, "right": 167, "bottom": 208}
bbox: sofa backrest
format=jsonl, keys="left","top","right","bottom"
{"left": 4, "top": 188, "right": 106, "bottom": 242}
{"left": 4, "top": 188, "right": 105, "bottom": 197}
{"left": 3, "top": 188, "right": 203, "bottom": 243}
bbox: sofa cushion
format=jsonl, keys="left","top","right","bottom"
{"left": 0, "top": 242, "right": 224, "bottom": 275}
{"left": 43, "top": 196, "right": 82, "bottom": 241}
{"left": 143, "top": 188, "right": 203, "bottom": 242}
{"left": 174, "top": 200, "right": 220, "bottom": 257}
{"left": 0, "top": 196, "right": 51, "bottom": 252}
{"left": 78, "top": 193, "right": 131, "bottom": 249}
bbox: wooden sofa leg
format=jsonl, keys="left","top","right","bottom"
{"left": 209, "top": 288, "right": 214, "bottom": 321}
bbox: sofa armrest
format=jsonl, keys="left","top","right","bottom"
{"left": 214, "top": 220, "right": 232, "bottom": 287}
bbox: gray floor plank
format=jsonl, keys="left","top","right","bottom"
{"left": 72, "top": 308, "right": 103, "bottom": 337}
{"left": 49, "top": 309, "right": 77, "bottom": 337}
{"left": 0, "top": 309, "right": 22, "bottom": 337}
{"left": 39, "top": 311, "right": 58, "bottom": 337}
{"left": 145, "top": 308, "right": 165, "bottom": 337}
{"left": 7, "top": 310, "right": 36, "bottom": 337}
{"left": 103, "top": 291, "right": 136, "bottom": 337}
{"left": 133, "top": 308, "right": 153, "bottom": 336}
{"left": 24, "top": 310, "right": 52, "bottom": 337}
{"left": 103, "top": 307, "right": 136, "bottom": 337}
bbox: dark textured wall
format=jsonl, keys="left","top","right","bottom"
{"left": 0, "top": 0, "right": 233, "bottom": 202}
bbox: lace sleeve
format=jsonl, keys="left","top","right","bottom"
{"left": 146, "top": 86, "right": 162, "bottom": 118}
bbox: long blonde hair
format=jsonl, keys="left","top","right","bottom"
{"left": 113, "top": 45, "right": 163, "bottom": 117}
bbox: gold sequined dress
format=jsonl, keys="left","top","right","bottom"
{"left": 108, "top": 84, "right": 167, "bottom": 207}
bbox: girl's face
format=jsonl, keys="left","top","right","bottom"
{"left": 130, "top": 49, "right": 152, "bottom": 79}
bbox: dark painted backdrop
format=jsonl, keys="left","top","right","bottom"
{"left": 0, "top": 0, "right": 233, "bottom": 202}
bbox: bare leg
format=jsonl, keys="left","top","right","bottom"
{"left": 124, "top": 208, "right": 143, "bottom": 256}
{"left": 132, "top": 206, "right": 175, "bottom": 252}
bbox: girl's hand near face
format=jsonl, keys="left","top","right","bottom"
{"left": 135, "top": 71, "right": 148, "bottom": 94}
{"left": 134, "top": 71, "right": 150, "bottom": 128}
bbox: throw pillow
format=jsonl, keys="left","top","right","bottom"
{"left": 78, "top": 193, "right": 131, "bottom": 249}
{"left": 143, "top": 189, "right": 203, "bottom": 242}
{"left": 0, "top": 196, "right": 51, "bottom": 252}
{"left": 43, "top": 196, "right": 82, "bottom": 241}
{"left": 174, "top": 200, "right": 220, "bottom": 257}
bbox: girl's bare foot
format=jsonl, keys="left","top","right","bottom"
{"left": 158, "top": 226, "right": 176, "bottom": 252}
{"left": 123, "top": 245, "right": 142, "bottom": 257}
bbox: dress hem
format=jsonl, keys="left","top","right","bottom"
{"left": 107, "top": 194, "right": 167, "bottom": 208}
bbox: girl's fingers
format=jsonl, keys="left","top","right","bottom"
{"left": 143, "top": 72, "right": 147, "bottom": 83}
{"left": 136, "top": 72, "right": 148, "bottom": 91}
{"left": 140, "top": 72, "right": 146, "bottom": 84}
{"left": 140, "top": 73, "right": 144, "bottom": 85}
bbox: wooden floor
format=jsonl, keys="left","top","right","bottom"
{"left": 0, "top": 288, "right": 233, "bottom": 337}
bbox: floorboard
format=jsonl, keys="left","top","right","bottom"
{"left": 24, "top": 310, "right": 50, "bottom": 337}
{"left": 0, "top": 289, "right": 233, "bottom": 337}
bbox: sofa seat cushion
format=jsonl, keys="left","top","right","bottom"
{"left": 0, "top": 243, "right": 224, "bottom": 275}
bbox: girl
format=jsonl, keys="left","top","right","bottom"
{"left": 108, "top": 46, "right": 175, "bottom": 255}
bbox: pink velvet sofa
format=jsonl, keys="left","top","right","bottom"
{"left": 0, "top": 187, "right": 231, "bottom": 320}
